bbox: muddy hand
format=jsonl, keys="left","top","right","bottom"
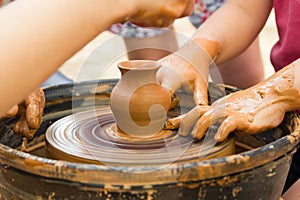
{"left": 193, "top": 61, "right": 300, "bottom": 142}
{"left": 156, "top": 39, "right": 215, "bottom": 134}
{"left": 13, "top": 88, "right": 45, "bottom": 138}
{"left": 157, "top": 53, "right": 211, "bottom": 136}
{"left": 157, "top": 52, "right": 209, "bottom": 107}
{"left": 165, "top": 105, "right": 210, "bottom": 136}
{"left": 130, "top": 0, "right": 194, "bottom": 27}
{"left": 158, "top": 55, "right": 210, "bottom": 135}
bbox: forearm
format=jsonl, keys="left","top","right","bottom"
{"left": 273, "top": 59, "right": 300, "bottom": 112}
{"left": 160, "top": 0, "right": 273, "bottom": 97}
{"left": 191, "top": 0, "right": 273, "bottom": 64}
{"left": 248, "top": 59, "right": 300, "bottom": 112}
{"left": 0, "top": 0, "right": 135, "bottom": 113}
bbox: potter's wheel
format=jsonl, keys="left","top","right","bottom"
{"left": 45, "top": 107, "right": 235, "bottom": 165}
{"left": 0, "top": 80, "right": 299, "bottom": 200}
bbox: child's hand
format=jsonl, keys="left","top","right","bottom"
{"left": 157, "top": 38, "right": 216, "bottom": 108}
{"left": 157, "top": 54, "right": 208, "bottom": 107}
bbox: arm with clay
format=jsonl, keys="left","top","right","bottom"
{"left": 162, "top": 0, "right": 273, "bottom": 134}
{"left": 194, "top": 59, "right": 300, "bottom": 142}
{"left": 159, "top": 0, "right": 273, "bottom": 98}
{"left": 165, "top": 59, "right": 300, "bottom": 142}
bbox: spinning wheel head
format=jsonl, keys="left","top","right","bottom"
{"left": 45, "top": 108, "right": 235, "bottom": 166}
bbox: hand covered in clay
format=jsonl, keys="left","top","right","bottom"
{"left": 182, "top": 61, "right": 300, "bottom": 142}
{"left": 157, "top": 38, "right": 220, "bottom": 105}
{"left": 157, "top": 38, "right": 220, "bottom": 132}
{"left": 157, "top": 53, "right": 209, "bottom": 108}
{"left": 129, "top": 0, "right": 194, "bottom": 27}
{"left": 1, "top": 88, "right": 45, "bottom": 139}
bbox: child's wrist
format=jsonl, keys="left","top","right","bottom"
{"left": 192, "top": 38, "right": 221, "bottom": 62}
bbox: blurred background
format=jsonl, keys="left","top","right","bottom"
{"left": 57, "top": 10, "right": 278, "bottom": 83}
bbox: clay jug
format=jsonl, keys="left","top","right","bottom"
{"left": 110, "top": 60, "right": 171, "bottom": 138}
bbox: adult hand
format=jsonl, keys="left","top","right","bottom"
{"left": 0, "top": 88, "right": 45, "bottom": 138}
{"left": 130, "top": 0, "right": 194, "bottom": 27}
{"left": 181, "top": 62, "right": 300, "bottom": 142}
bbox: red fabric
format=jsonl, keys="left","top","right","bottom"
{"left": 271, "top": 0, "right": 300, "bottom": 71}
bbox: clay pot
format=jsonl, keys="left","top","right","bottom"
{"left": 110, "top": 60, "right": 171, "bottom": 137}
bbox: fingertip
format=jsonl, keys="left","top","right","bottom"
{"left": 193, "top": 79, "right": 208, "bottom": 106}
{"left": 194, "top": 94, "right": 207, "bottom": 107}
{"left": 195, "top": 112, "right": 211, "bottom": 130}
{"left": 191, "top": 121, "right": 206, "bottom": 140}
{"left": 214, "top": 133, "right": 225, "bottom": 143}
{"left": 214, "top": 127, "right": 231, "bottom": 143}
{"left": 191, "top": 128, "right": 201, "bottom": 140}
{"left": 215, "top": 117, "right": 237, "bottom": 142}
{"left": 178, "top": 126, "right": 190, "bottom": 137}
{"left": 191, "top": 124, "right": 198, "bottom": 138}
{"left": 178, "top": 130, "right": 187, "bottom": 137}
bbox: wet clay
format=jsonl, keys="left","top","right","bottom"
{"left": 45, "top": 107, "right": 235, "bottom": 165}
{"left": 225, "top": 62, "right": 300, "bottom": 116}
{"left": 210, "top": 62, "right": 300, "bottom": 137}
{"left": 165, "top": 61, "right": 300, "bottom": 143}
